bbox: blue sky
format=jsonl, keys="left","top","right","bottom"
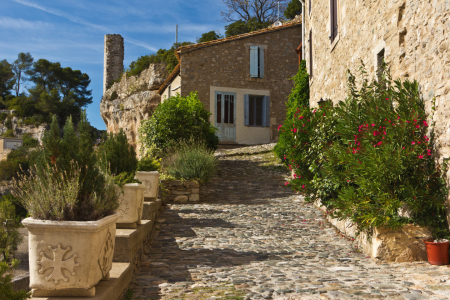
{"left": 0, "top": 0, "right": 228, "bottom": 129}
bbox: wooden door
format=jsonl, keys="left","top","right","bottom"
{"left": 215, "top": 92, "right": 236, "bottom": 143}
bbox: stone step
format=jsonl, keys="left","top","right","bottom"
{"left": 142, "top": 199, "right": 162, "bottom": 221}
{"left": 31, "top": 263, "right": 133, "bottom": 300}
{"left": 114, "top": 220, "right": 153, "bottom": 264}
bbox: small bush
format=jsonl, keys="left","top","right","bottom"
{"left": 14, "top": 112, "right": 119, "bottom": 221}
{"left": 114, "top": 171, "right": 140, "bottom": 187}
{"left": 0, "top": 113, "right": 8, "bottom": 123}
{"left": 2, "top": 129, "right": 15, "bottom": 138}
{"left": 22, "top": 133, "right": 39, "bottom": 147}
{"left": 0, "top": 260, "right": 31, "bottom": 300}
{"left": 98, "top": 129, "right": 137, "bottom": 176}
{"left": 139, "top": 92, "right": 218, "bottom": 158}
{"left": 137, "top": 155, "right": 161, "bottom": 172}
{"left": 162, "top": 139, "right": 217, "bottom": 184}
{"left": 4, "top": 117, "right": 12, "bottom": 130}
{"left": 110, "top": 91, "right": 118, "bottom": 100}
{"left": 0, "top": 198, "right": 23, "bottom": 262}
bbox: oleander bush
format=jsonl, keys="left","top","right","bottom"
{"left": 162, "top": 139, "right": 217, "bottom": 184}
{"left": 139, "top": 92, "right": 218, "bottom": 158}
{"left": 281, "top": 62, "right": 450, "bottom": 238}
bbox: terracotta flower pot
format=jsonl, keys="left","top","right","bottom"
{"left": 424, "top": 239, "right": 449, "bottom": 265}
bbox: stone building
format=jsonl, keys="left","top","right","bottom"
{"left": 304, "top": 0, "right": 450, "bottom": 224}
{"left": 103, "top": 34, "right": 124, "bottom": 94}
{"left": 158, "top": 22, "right": 302, "bottom": 145}
{"left": 304, "top": 0, "right": 450, "bottom": 155}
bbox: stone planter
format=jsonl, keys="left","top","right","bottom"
{"left": 116, "top": 183, "right": 145, "bottom": 228}
{"left": 22, "top": 213, "right": 119, "bottom": 297}
{"left": 134, "top": 171, "right": 160, "bottom": 200}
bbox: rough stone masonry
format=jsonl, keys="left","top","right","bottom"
{"left": 305, "top": 0, "right": 450, "bottom": 229}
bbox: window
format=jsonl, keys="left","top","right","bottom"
{"left": 309, "top": 0, "right": 311, "bottom": 15}
{"left": 244, "top": 95, "right": 270, "bottom": 127}
{"left": 249, "top": 46, "right": 265, "bottom": 78}
{"left": 330, "top": 0, "right": 338, "bottom": 43}
{"left": 309, "top": 30, "right": 313, "bottom": 78}
{"left": 216, "top": 92, "right": 235, "bottom": 124}
{"left": 168, "top": 84, "right": 171, "bottom": 98}
{"left": 377, "top": 49, "right": 385, "bottom": 80}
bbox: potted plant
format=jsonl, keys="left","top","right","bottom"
{"left": 134, "top": 155, "right": 161, "bottom": 200}
{"left": 99, "top": 130, "right": 144, "bottom": 228}
{"left": 114, "top": 172, "right": 145, "bottom": 228}
{"left": 13, "top": 113, "right": 119, "bottom": 297}
{"left": 424, "top": 238, "right": 449, "bottom": 265}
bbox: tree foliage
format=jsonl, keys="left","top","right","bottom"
{"left": 284, "top": 0, "right": 302, "bottom": 19}
{"left": 126, "top": 42, "right": 193, "bottom": 78}
{"left": 0, "top": 60, "right": 15, "bottom": 100}
{"left": 221, "top": 0, "right": 287, "bottom": 23}
{"left": 139, "top": 92, "right": 219, "bottom": 158}
{"left": 196, "top": 31, "right": 224, "bottom": 43}
{"left": 11, "top": 52, "right": 34, "bottom": 97}
{"left": 225, "top": 18, "right": 272, "bottom": 37}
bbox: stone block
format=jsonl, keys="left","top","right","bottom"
{"left": 191, "top": 188, "right": 200, "bottom": 194}
{"left": 168, "top": 180, "right": 183, "bottom": 187}
{"left": 31, "top": 263, "right": 133, "bottom": 300}
{"left": 189, "top": 194, "right": 200, "bottom": 202}
{"left": 172, "top": 190, "right": 191, "bottom": 195}
{"left": 142, "top": 201, "right": 159, "bottom": 221}
{"left": 174, "top": 195, "right": 189, "bottom": 202}
{"left": 114, "top": 220, "right": 152, "bottom": 263}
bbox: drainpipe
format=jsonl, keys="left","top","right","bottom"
{"left": 298, "top": 0, "right": 305, "bottom": 60}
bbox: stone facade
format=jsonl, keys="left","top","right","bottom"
{"left": 177, "top": 24, "right": 302, "bottom": 143}
{"left": 103, "top": 34, "right": 124, "bottom": 93}
{"left": 305, "top": 0, "right": 450, "bottom": 228}
{"left": 160, "top": 180, "right": 200, "bottom": 203}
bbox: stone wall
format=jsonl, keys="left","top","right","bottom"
{"left": 305, "top": 0, "right": 450, "bottom": 228}
{"left": 178, "top": 25, "right": 302, "bottom": 142}
{"left": 0, "top": 118, "right": 48, "bottom": 143}
{"left": 100, "top": 64, "right": 168, "bottom": 152}
{"left": 160, "top": 180, "right": 200, "bottom": 202}
{"left": 104, "top": 34, "right": 124, "bottom": 93}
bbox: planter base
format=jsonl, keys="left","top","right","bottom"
{"left": 32, "top": 287, "right": 95, "bottom": 297}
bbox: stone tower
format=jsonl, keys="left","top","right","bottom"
{"left": 103, "top": 34, "right": 124, "bottom": 93}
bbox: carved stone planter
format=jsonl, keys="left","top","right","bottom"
{"left": 134, "top": 171, "right": 159, "bottom": 200}
{"left": 116, "top": 183, "right": 145, "bottom": 228}
{"left": 22, "top": 213, "right": 119, "bottom": 297}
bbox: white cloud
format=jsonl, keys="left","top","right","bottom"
{"left": 0, "top": 16, "right": 52, "bottom": 30}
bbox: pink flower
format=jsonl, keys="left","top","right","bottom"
{"left": 358, "top": 161, "right": 361, "bottom": 164}
{"left": 418, "top": 155, "right": 423, "bottom": 159}
{"left": 302, "top": 185, "right": 306, "bottom": 189}
{"left": 416, "top": 125, "right": 420, "bottom": 129}
{"left": 386, "top": 97, "right": 389, "bottom": 100}
{"left": 411, "top": 141, "right": 416, "bottom": 145}
{"left": 377, "top": 141, "right": 382, "bottom": 146}
{"left": 423, "top": 121, "right": 428, "bottom": 127}
{"left": 278, "top": 125, "right": 282, "bottom": 131}
{"left": 397, "top": 116, "right": 401, "bottom": 120}
{"left": 285, "top": 182, "right": 289, "bottom": 186}
{"left": 371, "top": 124, "right": 375, "bottom": 127}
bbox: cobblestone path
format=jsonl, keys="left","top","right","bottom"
{"left": 131, "top": 145, "right": 450, "bottom": 300}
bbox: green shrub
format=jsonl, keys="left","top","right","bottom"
{"left": 0, "top": 198, "right": 23, "bottom": 262}
{"left": 4, "top": 117, "right": 12, "bottom": 130}
{"left": 2, "top": 129, "right": 15, "bottom": 137}
{"left": 0, "top": 260, "right": 31, "bottom": 300}
{"left": 162, "top": 139, "right": 217, "bottom": 184}
{"left": 110, "top": 91, "right": 118, "bottom": 100}
{"left": 13, "top": 112, "right": 119, "bottom": 221}
{"left": 0, "top": 113, "right": 8, "bottom": 123}
{"left": 139, "top": 92, "right": 218, "bottom": 158}
{"left": 22, "top": 133, "right": 39, "bottom": 147}
{"left": 274, "top": 60, "right": 310, "bottom": 164}
{"left": 113, "top": 171, "right": 140, "bottom": 187}
{"left": 137, "top": 155, "right": 161, "bottom": 172}
{"left": 283, "top": 62, "right": 450, "bottom": 238}
{"left": 98, "top": 129, "right": 137, "bottom": 176}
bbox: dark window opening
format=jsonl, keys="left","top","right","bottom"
{"left": 309, "top": 0, "right": 311, "bottom": 14}
{"left": 377, "top": 49, "right": 385, "bottom": 79}
{"left": 216, "top": 93, "right": 222, "bottom": 124}
{"left": 309, "top": 30, "right": 313, "bottom": 78}
{"left": 249, "top": 96, "right": 264, "bottom": 126}
{"left": 330, "top": 0, "right": 338, "bottom": 43}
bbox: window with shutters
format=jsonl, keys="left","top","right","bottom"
{"left": 249, "top": 46, "right": 265, "bottom": 78}
{"left": 330, "top": 0, "right": 338, "bottom": 43}
{"left": 309, "top": 30, "right": 313, "bottom": 79}
{"left": 244, "top": 95, "right": 270, "bottom": 127}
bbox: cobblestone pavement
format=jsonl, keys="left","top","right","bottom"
{"left": 131, "top": 145, "right": 450, "bottom": 300}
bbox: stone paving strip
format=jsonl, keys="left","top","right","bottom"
{"left": 131, "top": 145, "right": 450, "bottom": 300}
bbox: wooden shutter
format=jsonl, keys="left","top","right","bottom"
{"left": 244, "top": 94, "right": 250, "bottom": 126}
{"left": 309, "top": 30, "right": 313, "bottom": 78}
{"left": 259, "top": 47, "right": 265, "bottom": 78}
{"left": 250, "top": 46, "right": 259, "bottom": 77}
{"left": 262, "top": 96, "right": 270, "bottom": 127}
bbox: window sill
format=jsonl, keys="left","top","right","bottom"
{"left": 330, "top": 33, "right": 340, "bottom": 53}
